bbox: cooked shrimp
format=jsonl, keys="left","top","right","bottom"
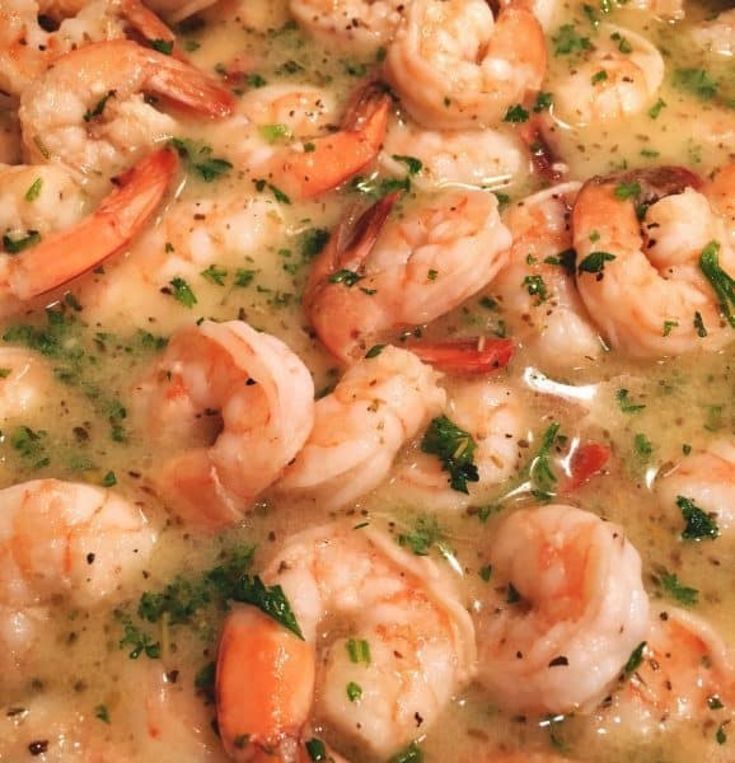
{"left": 37, "top": 0, "right": 219, "bottom": 23}
{"left": 19, "top": 39, "right": 234, "bottom": 180}
{"left": 215, "top": 522, "right": 476, "bottom": 760}
{"left": 600, "top": 608, "right": 735, "bottom": 735}
{"left": 304, "top": 189, "right": 512, "bottom": 362}
{"left": 489, "top": 182, "right": 603, "bottom": 368}
{"left": 0, "top": 348, "right": 55, "bottom": 416}
{"left": 626, "top": 0, "right": 683, "bottom": 18}
{"left": 0, "top": 147, "right": 177, "bottom": 317}
{"left": 392, "top": 381, "right": 525, "bottom": 512}
{"left": 236, "top": 81, "right": 391, "bottom": 200}
{"left": 691, "top": 8, "right": 735, "bottom": 56}
{"left": 277, "top": 345, "right": 445, "bottom": 510}
{"left": 572, "top": 166, "right": 735, "bottom": 358}
{"left": 383, "top": 0, "right": 546, "bottom": 129}
{"left": 289, "top": 0, "right": 406, "bottom": 53}
{"left": 477, "top": 504, "right": 650, "bottom": 713}
{"left": 379, "top": 118, "right": 529, "bottom": 191}
{"left": 132, "top": 320, "right": 315, "bottom": 528}
{"left": 0, "top": 0, "right": 179, "bottom": 96}
{"left": 552, "top": 24, "right": 665, "bottom": 126}
{"left": 656, "top": 440, "right": 735, "bottom": 537}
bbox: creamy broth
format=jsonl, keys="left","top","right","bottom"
{"left": 1, "top": 0, "right": 735, "bottom": 760}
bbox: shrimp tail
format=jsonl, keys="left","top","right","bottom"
{"left": 410, "top": 338, "right": 515, "bottom": 375}
{"left": 216, "top": 606, "right": 315, "bottom": 761}
{"left": 588, "top": 166, "right": 703, "bottom": 204}
{"left": 117, "top": 0, "right": 185, "bottom": 60}
{"left": 8, "top": 147, "right": 178, "bottom": 301}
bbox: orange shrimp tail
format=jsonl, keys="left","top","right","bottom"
{"left": 410, "top": 338, "right": 515, "bottom": 375}
{"left": 281, "top": 82, "right": 391, "bottom": 199}
{"left": 8, "top": 147, "right": 178, "bottom": 301}
{"left": 216, "top": 607, "right": 315, "bottom": 762}
{"left": 118, "top": 0, "right": 186, "bottom": 61}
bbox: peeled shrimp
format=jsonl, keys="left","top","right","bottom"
{"left": 304, "top": 190, "right": 512, "bottom": 362}
{"left": 572, "top": 166, "right": 735, "bottom": 358}
{"left": 657, "top": 440, "right": 735, "bottom": 537}
{"left": 0, "top": 0, "right": 178, "bottom": 96}
{"left": 490, "top": 182, "right": 603, "bottom": 368}
{"left": 384, "top": 0, "right": 546, "bottom": 129}
{"left": 0, "top": 147, "right": 177, "bottom": 317}
{"left": 289, "top": 0, "right": 405, "bottom": 53}
{"left": 392, "top": 380, "right": 525, "bottom": 512}
{"left": 277, "top": 345, "right": 445, "bottom": 510}
{"left": 553, "top": 24, "right": 665, "bottom": 126}
{"left": 215, "top": 522, "right": 476, "bottom": 760}
{"left": 691, "top": 8, "right": 735, "bottom": 56}
{"left": 19, "top": 39, "right": 234, "bottom": 181}
{"left": 601, "top": 608, "right": 735, "bottom": 736}
{"left": 132, "top": 320, "right": 314, "bottom": 528}
{"left": 380, "top": 119, "right": 529, "bottom": 191}
{"left": 37, "top": 0, "right": 220, "bottom": 23}
{"left": 236, "top": 81, "right": 391, "bottom": 200}
{"left": 477, "top": 504, "right": 650, "bottom": 713}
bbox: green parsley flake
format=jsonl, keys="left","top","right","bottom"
{"left": 677, "top": 495, "right": 719, "bottom": 541}
{"left": 420, "top": 415, "right": 479, "bottom": 494}
{"left": 24, "top": 177, "right": 42, "bottom": 202}
{"left": 346, "top": 638, "right": 371, "bottom": 665}
{"left": 168, "top": 277, "right": 197, "bottom": 308}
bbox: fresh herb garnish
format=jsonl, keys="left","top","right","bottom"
{"left": 623, "top": 641, "right": 646, "bottom": 677}
{"left": 232, "top": 575, "right": 304, "bottom": 639}
{"left": 168, "top": 277, "right": 197, "bottom": 308}
{"left": 657, "top": 569, "right": 699, "bottom": 605}
{"left": 420, "top": 415, "right": 479, "bottom": 494}
{"left": 677, "top": 495, "right": 719, "bottom": 541}
{"left": 577, "top": 251, "right": 616, "bottom": 274}
{"left": 397, "top": 515, "right": 444, "bottom": 556}
{"left": 699, "top": 241, "right": 735, "bottom": 327}
{"left": 3, "top": 230, "right": 41, "bottom": 254}
{"left": 616, "top": 388, "right": 645, "bottom": 413}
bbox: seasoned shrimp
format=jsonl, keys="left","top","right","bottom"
{"left": 304, "top": 190, "right": 512, "bottom": 362}
{"left": 0, "top": 148, "right": 177, "bottom": 317}
{"left": 490, "top": 182, "right": 603, "bottom": 368}
{"left": 132, "top": 320, "right": 315, "bottom": 528}
{"left": 289, "top": 0, "right": 405, "bottom": 53}
{"left": 552, "top": 24, "right": 665, "bottom": 126}
{"left": 277, "top": 345, "right": 445, "bottom": 510}
{"left": 392, "top": 380, "right": 525, "bottom": 512}
{"left": 19, "top": 39, "right": 234, "bottom": 181}
{"left": 477, "top": 504, "right": 650, "bottom": 713}
{"left": 37, "top": 0, "right": 220, "bottom": 23}
{"left": 384, "top": 0, "right": 546, "bottom": 129}
{"left": 215, "top": 522, "right": 476, "bottom": 760}
{"left": 235, "top": 81, "right": 391, "bottom": 200}
{"left": 656, "top": 440, "right": 735, "bottom": 537}
{"left": 572, "top": 166, "right": 735, "bottom": 357}
{"left": 691, "top": 8, "right": 735, "bottom": 56}
{"left": 0, "top": 348, "right": 54, "bottom": 416}
{"left": 380, "top": 119, "right": 529, "bottom": 191}
{"left": 599, "top": 608, "right": 735, "bottom": 736}
{"left": 0, "top": 0, "right": 178, "bottom": 96}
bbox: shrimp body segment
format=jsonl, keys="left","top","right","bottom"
{"left": 572, "top": 166, "right": 735, "bottom": 357}
{"left": 216, "top": 523, "right": 477, "bottom": 760}
{"left": 384, "top": 0, "right": 546, "bottom": 129}
{"left": 657, "top": 440, "right": 735, "bottom": 536}
{"left": 133, "top": 320, "right": 315, "bottom": 528}
{"left": 19, "top": 39, "right": 234, "bottom": 177}
{"left": 277, "top": 345, "right": 445, "bottom": 510}
{"left": 478, "top": 504, "right": 650, "bottom": 713}
{"left": 0, "top": 148, "right": 177, "bottom": 316}
{"left": 491, "top": 181, "right": 602, "bottom": 368}
{"left": 0, "top": 479, "right": 156, "bottom": 608}
{"left": 304, "top": 189, "right": 512, "bottom": 362}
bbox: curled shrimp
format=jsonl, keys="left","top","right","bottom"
{"left": 238, "top": 81, "right": 391, "bottom": 200}
{"left": 600, "top": 608, "right": 735, "bottom": 736}
{"left": 289, "top": 0, "right": 406, "bottom": 53}
{"left": 0, "top": 0, "right": 178, "bottom": 96}
{"left": 215, "top": 522, "right": 476, "bottom": 760}
{"left": 277, "top": 345, "right": 445, "bottom": 510}
{"left": 379, "top": 118, "right": 529, "bottom": 191}
{"left": 132, "top": 320, "right": 315, "bottom": 528}
{"left": 0, "top": 479, "right": 156, "bottom": 667}
{"left": 19, "top": 39, "right": 234, "bottom": 180}
{"left": 383, "top": 0, "right": 546, "bottom": 129}
{"left": 0, "top": 147, "right": 177, "bottom": 317}
{"left": 656, "top": 440, "right": 735, "bottom": 537}
{"left": 572, "top": 165, "right": 735, "bottom": 358}
{"left": 304, "top": 190, "right": 512, "bottom": 362}
{"left": 392, "top": 380, "right": 526, "bottom": 513}
{"left": 477, "top": 504, "right": 650, "bottom": 714}
{"left": 490, "top": 182, "right": 603, "bottom": 368}
{"left": 552, "top": 24, "right": 664, "bottom": 126}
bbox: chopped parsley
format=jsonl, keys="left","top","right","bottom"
{"left": 388, "top": 742, "right": 424, "bottom": 763}
{"left": 94, "top": 705, "right": 110, "bottom": 724}
{"left": 149, "top": 38, "right": 174, "bottom": 55}
{"left": 528, "top": 422, "right": 560, "bottom": 500}
{"left": 391, "top": 155, "right": 423, "bottom": 175}
{"left": 101, "top": 471, "right": 117, "bottom": 487}
{"left": 553, "top": 24, "right": 592, "bottom": 55}
{"left": 533, "top": 91, "right": 553, "bottom": 112}
{"left": 694, "top": 311, "right": 708, "bottom": 337}
{"left": 657, "top": 569, "right": 699, "bottom": 606}
{"left": 346, "top": 638, "right": 371, "bottom": 665}
{"left": 523, "top": 274, "right": 548, "bottom": 302}
{"left": 328, "top": 269, "right": 363, "bottom": 287}
{"left": 299, "top": 228, "right": 330, "bottom": 260}
{"left": 648, "top": 98, "right": 667, "bottom": 119}
{"left": 305, "top": 738, "right": 327, "bottom": 761}
{"left": 614, "top": 180, "right": 641, "bottom": 200}
{"left": 699, "top": 240, "right": 735, "bottom": 328}
{"left": 365, "top": 344, "right": 385, "bottom": 359}
{"left": 168, "top": 277, "right": 197, "bottom": 308}
{"left": 24, "top": 177, "right": 42, "bottom": 202}
{"left": 346, "top": 681, "right": 362, "bottom": 702}
{"left": 420, "top": 415, "right": 479, "bottom": 494}
{"left": 234, "top": 268, "right": 257, "bottom": 287}
{"left": 677, "top": 495, "right": 719, "bottom": 541}
{"left": 253, "top": 178, "right": 291, "bottom": 204}
{"left": 616, "top": 388, "right": 645, "bottom": 413}
{"left": 83, "top": 90, "right": 116, "bottom": 122}
{"left": 200, "top": 264, "right": 228, "bottom": 285}
{"left": 232, "top": 575, "right": 303, "bottom": 639}
{"left": 3, "top": 230, "right": 41, "bottom": 254}
{"left": 633, "top": 432, "right": 653, "bottom": 458}
{"left": 577, "top": 251, "right": 616, "bottom": 275}
{"left": 544, "top": 248, "right": 576, "bottom": 274}
{"left": 397, "top": 515, "right": 444, "bottom": 556}
{"left": 169, "top": 138, "right": 232, "bottom": 182}
{"left": 673, "top": 68, "right": 718, "bottom": 101}
{"left": 503, "top": 104, "right": 530, "bottom": 123}
{"left": 591, "top": 69, "right": 608, "bottom": 85}
{"left": 259, "top": 123, "right": 292, "bottom": 143}
{"left": 663, "top": 320, "right": 678, "bottom": 336}
{"left": 623, "top": 641, "right": 646, "bottom": 677}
